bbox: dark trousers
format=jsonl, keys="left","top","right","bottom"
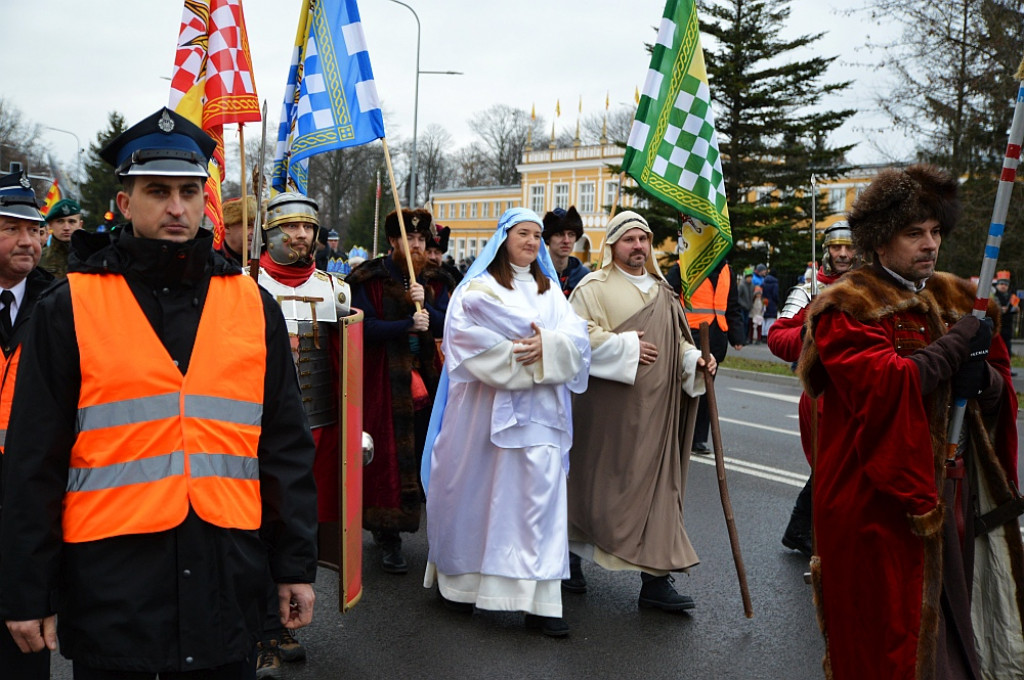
{"left": 0, "top": 623, "right": 49, "bottom": 679}
{"left": 73, "top": 660, "right": 249, "bottom": 680}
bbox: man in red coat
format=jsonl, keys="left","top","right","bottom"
{"left": 798, "top": 164, "right": 1022, "bottom": 679}
{"left": 767, "top": 221, "right": 858, "bottom": 556}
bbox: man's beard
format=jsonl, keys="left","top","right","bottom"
{"left": 398, "top": 249, "right": 427, "bottom": 278}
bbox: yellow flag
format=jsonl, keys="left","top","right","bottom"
{"left": 556, "top": 100, "right": 561, "bottom": 117}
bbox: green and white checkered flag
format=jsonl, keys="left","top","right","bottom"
{"left": 624, "top": 0, "right": 731, "bottom": 299}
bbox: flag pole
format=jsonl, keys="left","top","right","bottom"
{"left": 945, "top": 54, "right": 1024, "bottom": 458}
{"left": 380, "top": 138, "right": 422, "bottom": 312}
{"left": 373, "top": 170, "right": 382, "bottom": 258}
{"left": 239, "top": 124, "right": 249, "bottom": 266}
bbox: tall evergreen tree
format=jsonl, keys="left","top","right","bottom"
{"left": 698, "top": 0, "right": 855, "bottom": 277}
{"left": 80, "top": 112, "right": 127, "bottom": 229}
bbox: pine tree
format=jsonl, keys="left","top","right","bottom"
{"left": 80, "top": 112, "right": 127, "bottom": 229}
{"left": 697, "top": 0, "right": 855, "bottom": 278}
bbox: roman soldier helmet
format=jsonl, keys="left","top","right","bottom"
{"left": 264, "top": 191, "right": 319, "bottom": 265}
{"left": 820, "top": 220, "right": 857, "bottom": 275}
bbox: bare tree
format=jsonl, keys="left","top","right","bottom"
{"left": 853, "top": 0, "right": 1023, "bottom": 177}
{"left": 450, "top": 142, "right": 493, "bottom": 188}
{"left": 468, "top": 105, "right": 543, "bottom": 186}
{"left": 417, "top": 124, "right": 455, "bottom": 201}
{"left": 0, "top": 97, "right": 48, "bottom": 175}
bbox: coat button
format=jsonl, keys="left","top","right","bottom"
{"left": 182, "top": 569, "right": 191, "bottom": 578}
{"left": 185, "top": 656, "right": 194, "bottom": 664}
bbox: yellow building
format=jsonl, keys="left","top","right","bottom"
{"left": 430, "top": 143, "right": 635, "bottom": 264}
{"left": 431, "top": 147, "right": 895, "bottom": 265}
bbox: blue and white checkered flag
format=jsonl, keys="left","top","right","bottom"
{"left": 272, "top": 0, "right": 386, "bottom": 194}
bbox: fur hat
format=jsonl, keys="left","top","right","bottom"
{"left": 384, "top": 208, "right": 434, "bottom": 240}
{"left": 542, "top": 206, "right": 584, "bottom": 243}
{"left": 847, "top": 164, "right": 960, "bottom": 255}
{"left": 222, "top": 195, "right": 257, "bottom": 227}
{"left": 427, "top": 225, "right": 450, "bottom": 253}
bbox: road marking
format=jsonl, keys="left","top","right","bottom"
{"left": 719, "top": 416, "right": 800, "bottom": 437}
{"left": 729, "top": 387, "right": 801, "bottom": 404}
{"left": 690, "top": 454, "right": 808, "bottom": 488}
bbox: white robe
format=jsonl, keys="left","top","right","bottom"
{"left": 423, "top": 269, "right": 590, "bottom": 616}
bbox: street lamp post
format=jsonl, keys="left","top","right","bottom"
{"left": 44, "top": 126, "right": 83, "bottom": 197}
{"left": 386, "top": 0, "right": 461, "bottom": 209}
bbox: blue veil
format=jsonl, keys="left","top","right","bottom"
{"left": 419, "top": 207, "right": 556, "bottom": 493}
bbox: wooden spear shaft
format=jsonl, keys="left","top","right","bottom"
{"left": 699, "top": 321, "right": 754, "bottom": 618}
{"left": 380, "top": 138, "right": 422, "bottom": 312}
{"left": 239, "top": 124, "right": 248, "bottom": 266}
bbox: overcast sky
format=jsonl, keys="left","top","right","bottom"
{"left": 2, "top": 0, "right": 908, "bottom": 181}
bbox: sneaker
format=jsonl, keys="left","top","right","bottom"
{"left": 561, "top": 552, "right": 587, "bottom": 593}
{"left": 638, "top": 574, "right": 696, "bottom": 612}
{"left": 278, "top": 627, "right": 306, "bottom": 662}
{"left": 525, "top": 614, "right": 570, "bottom": 638}
{"left": 255, "top": 640, "right": 284, "bottom": 680}
{"left": 781, "top": 514, "right": 813, "bottom": 558}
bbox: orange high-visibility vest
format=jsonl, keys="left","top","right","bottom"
{"left": 0, "top": 346, "right": 22, "bottom": 455}
{"left": 686, "top": 264, "right": 731, "bottom": 331}
{"left": 64, "top": 273, "right": 266, "bottom": 543}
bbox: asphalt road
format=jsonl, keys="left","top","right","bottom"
{"left": 48, "top": 344, "right": 1024, "bottom": 679}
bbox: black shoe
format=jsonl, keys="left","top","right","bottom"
{"left": 638, "top": 574, "right": 696, "bottom": 612}
{"left": 278, "top": 627, "right": 306, "bottom": 663}
{"left": 374, "top": 530, "right": 408, "bottom": 574}
{"left": 255, "top": 640, "right": 284, "bottom": 680}
{"left": 381, "top": 543, "right": 408, "bottom": 574}
{"left": 525, "top": 614, "right": 570, "bottom": 638}
{"left": 781, "top": 523, "right": 813, "bottom": 558}
{"left": 562, "top": 552, "right": 587, "bottom": 593}
{"left": 691, "top": 441, "right": 711, "bottom": 455}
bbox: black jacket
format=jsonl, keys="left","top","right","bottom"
{"left": 0, "top": 226, "right": 317, "bottom": 673}
{"left": 0, "top": 266, "right": 55, "bottom": 505}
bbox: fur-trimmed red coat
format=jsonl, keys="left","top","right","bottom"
{"left": 798, "top": 267, "right": 1022, "bottom": 680}
{"left": 348, "top": 256, "right": 448, "bottom": 533}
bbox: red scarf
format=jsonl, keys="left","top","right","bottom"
{"left": 259, "top": 252, "right": 316, "bottom": 287}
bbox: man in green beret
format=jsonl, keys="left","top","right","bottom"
{"left": 40, "top": 198, "right": 83, "bottom": 279}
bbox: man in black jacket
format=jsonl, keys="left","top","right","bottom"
{"left": 0, "top": 170, "right": 55, "bottom": 679}
{"left": 0, "top": 108, "right": 318, "bottom": 679}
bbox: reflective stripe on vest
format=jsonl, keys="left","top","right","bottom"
{"left": 685, "top": 264, "right": 731, "bottom": 331}
{"left": 65, "top": 273, "right": 266, "bottom": 543}
{"left": 0, "top": 345, "right": 20, "bottom": 453}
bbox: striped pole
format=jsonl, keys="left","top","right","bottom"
{"left": 946, "top": 61, "right": 1024, "bottom": 458}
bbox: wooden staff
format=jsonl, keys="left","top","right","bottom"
{"left": 380, "top": 138, "right": 421, "bottom": 312}
{"left": 699, "top": 322, "right": 754, "bottom": 618}
{"left": 239, "top": 124, "right": 248, "bottom": 266}
{"left": 607, "top": 170, "right": 627, "bottom": 219}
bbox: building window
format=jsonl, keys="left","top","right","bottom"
{"left": 530, "top": 185, "right": 545, "bottom": 213}
{"left": 482, "top": 202, "right": 490, "bottom": 219}
{"left": 554, "top": 183, "right": 569, "bottom": 210}
{"left": 578, "top": 182, "right": 595, "bottom": 213}
{"left": 469, "top": 202, "right": 477, "bottom": 219}
{"left": 437, "top": 203, "right": 446, "bottom": 220}
{"left": 456, "top": 237, "right": 466, "bottom": 262}
{"left": 459, "top": 202, "right": 467, "bottom": 219}
{"left": 829, "top": 188, "right": 846, "bottom": 213}
{"left": 604, "top": 180, "right": 619, "bottom": 209}
{"left": 493, "top": 201, "right": 501, "bottom": 218}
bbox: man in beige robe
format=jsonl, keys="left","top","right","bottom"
{"left": 566, "top": 210, "right": 715, "bottom": 611}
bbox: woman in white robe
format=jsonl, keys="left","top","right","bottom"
{"left": 421, "top": 208, "right": 590, "bottom": 637}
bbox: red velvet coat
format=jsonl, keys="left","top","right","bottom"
{"left": 799, "top": 268, "right": 1022, "bottom": 680}
{"left": 767, "top": 268, "right": 841, "bottom": 464}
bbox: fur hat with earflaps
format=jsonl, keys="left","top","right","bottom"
{"left": 847, "top": 163, "right": 961, "bottom": 255}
